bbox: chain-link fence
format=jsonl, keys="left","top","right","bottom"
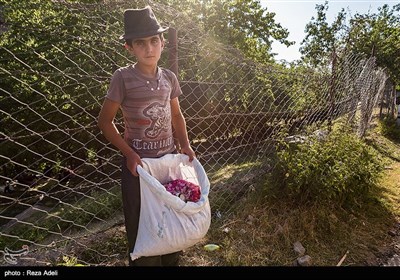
{"left": 0, "top": 0, "right": 395, "bottom": 266}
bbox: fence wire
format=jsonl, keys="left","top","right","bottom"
{"left": 0, "top": 0, "right": 394, "bottom": 266}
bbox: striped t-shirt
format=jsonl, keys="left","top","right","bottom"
{"left": 106, "top": 64, "right": 182, "bottom": 158}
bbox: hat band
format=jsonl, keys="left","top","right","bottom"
{"left": 120, "top": 27, "right": 168, "bottom": 40}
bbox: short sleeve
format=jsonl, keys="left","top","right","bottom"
{"left": 165, "top": 69, "right": 182, "bottom": 100}
{"left": 106, "top": 70, "right": 125, "bottom": 104}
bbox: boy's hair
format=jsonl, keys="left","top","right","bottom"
{"left": 125, "top": 33, "right": 164, "bottom": 47}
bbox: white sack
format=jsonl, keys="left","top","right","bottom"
{"left": 130, "top": 154, "right": 211, "bottom": 261}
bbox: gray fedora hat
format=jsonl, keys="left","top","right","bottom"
{"left": 119, "top": 6, "right": 169, "bottom": 40}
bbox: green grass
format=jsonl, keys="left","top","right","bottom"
{"left": 4, "top": 116, "right": 399, "bottom": 266}
{"left": 181, "top": 117, "right": 400, "bottom": 266}
{"left": 0, "top": 185, "right": 122, "bottom": 251}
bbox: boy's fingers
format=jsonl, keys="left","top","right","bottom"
{"left": 131, "top": 166, "right": 139, "bottom": 177}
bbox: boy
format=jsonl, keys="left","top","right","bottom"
{"left": 97, "top": 6, "right": 195, "bottom": 266}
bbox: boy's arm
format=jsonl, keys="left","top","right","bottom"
{"left": 170, "top": 97, "right": 196, "bottom": 161}
{"left": 98, "top": 98, "right": 142, "bottom": 176}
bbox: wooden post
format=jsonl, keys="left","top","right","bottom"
{"left": 168, "top": 28, "right": 178, "bottom": 76}
{"left": 391, "top": 85, "right": 397, "bottom": 119}
{"left": 328, "top": 51, "right": 337, "bottom": 130}
{"left": 379, "top": 78, "right": 388, "bottom": 119}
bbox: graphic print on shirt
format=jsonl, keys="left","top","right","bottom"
{"left": 143, "top": 101, "right": 171, "bottom": 139}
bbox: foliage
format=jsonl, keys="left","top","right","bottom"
{"left": 300, "top": 1, "right": 400, "bottom": 84}
{"left": 266, "top": 63, "right": 329, "bottom": 112}
{"left": 347, "top": 4, "right": 400, "bottom": 84}
{"left": 379, "top": 116, "right": 400, "bottom": 141}
{"left": 300, "top": 1, "right": 346, "bottom": 67}
{"left": 181, "top": 121, "right": 400, "bottom": 266}
{"left": 163, "top": 0, "right": 293, "bottom": 64}
{"left": 0, "top": 0, "right": 127, "bottom": 176}
{"left": 0, "top": 185, "right": 122, "bottom": 251}
{"left": 57, "top": 255, "right": 85, "bottom": 266}
{"left": 273, "top": 126, "right": 385, "bottom": 205}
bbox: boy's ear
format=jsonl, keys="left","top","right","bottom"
{"left": 124, "top": 43, "right": 135, "bottom": 55}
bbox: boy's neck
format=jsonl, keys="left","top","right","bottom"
{"left": 135, "top": 63, "right": 158, "bottom": 78}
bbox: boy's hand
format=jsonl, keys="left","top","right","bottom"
{"left": 180, "top": 145, "right": 196, "bottom": 162}
{"left": 126, "top": 151, "right": 142, "bottom": 177}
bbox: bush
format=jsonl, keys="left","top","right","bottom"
{"left": 379, "top": 116, "right": 400, "bottom": 141}
{"left": 273, "top": 128, "right": 384, "bottom": 205}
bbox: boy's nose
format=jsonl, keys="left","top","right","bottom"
{"left": 147, "top": 41, "right": 154, "bottom": 49}
{"left": 145, "top": 43, "right": 153, "bottom": 53}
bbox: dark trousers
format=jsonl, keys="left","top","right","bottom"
{"left": 121, "top": 156, "right": 181, "bottom": 266}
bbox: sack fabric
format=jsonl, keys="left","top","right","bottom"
{"left": 131, "top": 154, "right": 211, "bottom": 261}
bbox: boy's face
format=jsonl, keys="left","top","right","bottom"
{"left": 126, "top": 35, "right": 164, "bottom": 67}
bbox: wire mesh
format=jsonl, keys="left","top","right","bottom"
{"left": 0, "top": 0, "right": 394, "bottom": 266}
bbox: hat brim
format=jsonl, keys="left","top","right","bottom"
{"left": 119, "top": 27, "right": 169, "bottom": 40}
